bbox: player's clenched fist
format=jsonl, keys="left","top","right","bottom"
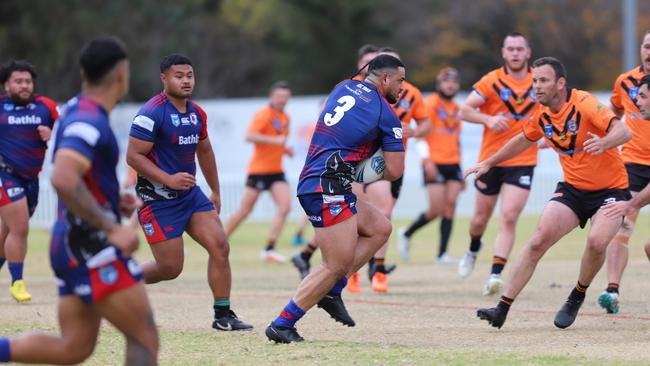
{"left": 166, "top": 172, "right": 196, "bottom": 190}
{"left": 107, "top": 225, "right": 140, "bottom": 257}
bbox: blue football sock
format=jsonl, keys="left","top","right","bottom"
{"left": 272, "top": 299, "right": 305, "bottom": 328}
{"left": 329, "top": 276, "right": 348, "bottom": 295}
{"left": 0, "top": 337, "right": 10, "bottom": 362}
{"left": 8, "top": 262, "right": 23, "bottom": 284}
{"left": 0, "top": 258, "right": 5, "bottom": 270}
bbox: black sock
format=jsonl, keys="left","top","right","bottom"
{"left": 569, "top": 281, "right": 589, "bottom": 302}
{"left": 606, "top": 283, "right": 619, "bottom": 294}
{"left": 374, "top": 258, "right": 386, "bottom": 274}
{"left": 265, "top": 239, "right": 276, "bottom": 251}
{"left": 469, "top": 234, "right": 482, "bottom": 252}
{"left": 213, "top": 298, "right": 231, "bottom": 318}
{"left": 491, "top": 256, "right": 507, "bottom": 275}
{"left": 439, "top": 217, "right": 453, "bottom": 257}
{"left": 405, "top": 213, "right": 431, "bottom": 237}
{"left": 300, "top": 243, "right": 317, "bottom": 262}
{"left": 497, "top": 295, "right": 513, "bottom": 314}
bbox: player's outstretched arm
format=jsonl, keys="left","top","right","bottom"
{"left": 383, "top": 151, "right": 405, "bottom": 181}
{"left": 583, "top": 119, "right": 632, "bottom": 156}
{"left": 411, "top": 117, "right": 432, "bottom": 138}
{"left": 127, "top": 136, "right": 195, "bottom": 190}
{"left": 245, "top": 130, "right": 286, "bottom": 146}
{"left": 459, "top": 91, "right": 508, "bottom": 132}
{"left": 464, "top": 133, "right": 534, "bottom": 180}
{"left": 196, "top": 136, "right": 221, "bottom": 213}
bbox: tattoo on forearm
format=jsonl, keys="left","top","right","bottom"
{"left": 57, "top": 180, "right": 115, "bottom": 231}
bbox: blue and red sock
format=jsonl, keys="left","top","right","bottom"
{"left": 272, "top": 299, "right": 305, "bottom": 328}
{"left": 329, "top": 277, "right": 348, "bottom": 295}
{"left": 8, "top": 263, "right": 23, "bottom": 284}
{"left": 0, "top": 337, "right": 10, "bottom": 362}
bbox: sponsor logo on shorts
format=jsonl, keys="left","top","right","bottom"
{"left": 603, "top": 197, "right": 617, "bottom": 205}
{"left": 171, "top": 114, "right": 180, "bottom": 127}
{"left": 308, "top": 215, "right": 322, "bottom": 222}
{"left": 143, "top": 222, "right": 155, "bottom": 236}
{"left": 189, "top": 113, "right": 198, "bottom": 125}
{"left": 329, "top": 203, "right": 343, "bottom": 217}
{"left": 6, "top": 187, "right": 24, "bottom": 198}
{"left": 74, "top": 284, "right": 91, "bottom": 296}
{"left": 99, "top": 264, "right": 118, "bottom": 285}
{"left": 519, "top": 175, "right": 531, "bottom": 186}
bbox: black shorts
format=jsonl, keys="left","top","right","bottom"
{"left": 423, "top": 164, "right": 463, "bottom": 185}
{"left": 550, "top": 182, "right": 631, "bottom": 229}
{"left": 474, "top": 166, "right": 534, "bottom": 195}
{"left": 364, "top": 176, "right": 404, "bottom": 200}
{"left": 625, "top": 163, "right": 650, "bottom": 192}
{"left": 246, "top": 173, "right": 286, "bottom": 191}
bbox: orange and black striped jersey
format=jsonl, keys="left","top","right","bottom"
{"left": 392, "top": 81, "right": 428, "bottom": 149}
{"left": 523, "top": 89, "right": 627, "bottom": 190}
{"left": 247, "top": 105, "right": 290, "bottom": 174}
{"left": 424, "top": 93, "right": 461, "bottom": 164}
{"left": 474, "top": 67, "right": 538, "bottom": 167}
{"left": 611, "top": 66, "right": 650, "bottom": 165}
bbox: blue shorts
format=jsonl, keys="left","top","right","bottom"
{"left": 138, "top": 186, "right": 214, "bottom": 244}
{"left": 0, "top": 170, "right": 39, "bottom": 217}
{"left": 299, "top": 192, "right": 357, "bottom": 228}
{"left": 53, "top": 246, "right": 143, "bottom": 304}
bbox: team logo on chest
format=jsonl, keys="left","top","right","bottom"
{"left": 437, "top": 108, "right": 448, "bottom": 120}
{"left": 629, "top": 86, "right": 639, "bottom": 100}
{"left": 567, "top": 120, "right": 578, "bottom": 133}
{"left": 190, "top": 112, "right": 198, "bottom": 125}
{"left": 170, "top": 114, "right": 180, "bottom": 127}
{"left": 499, "top": 89, "right": 512, "bottom": 101}
{"left": 272, "top": 119, "right": 282, "bottom": 131}
{"left": 543, "top": 124, "right": 553, "bottom": 138}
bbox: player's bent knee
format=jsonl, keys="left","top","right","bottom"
{"left": 158, "top": 262, "right": 183, "bottom": 280}
{"left": 61, "top": 338, "right": 96, "bottom": 364}
{"left": 586, "top": 236, "right": 608, "bottom": 254}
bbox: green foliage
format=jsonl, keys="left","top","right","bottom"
{"left": 0, "top": 0, "right": 648, "bottom": 100}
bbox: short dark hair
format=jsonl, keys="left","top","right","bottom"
{"left": 270, "top": 80, "right": 290, "bottom": 93}
{"left": 357, "top": 44, "right": 378, "bottom": 60}
{"left": 503, "top": 31, "right": 529, "bottom": 47}
{"left": 79, "top": 36, "right": 128, "bottom": 84}
{"left": 640, "top": 74, "right": 650, "bottom": 89}
{"left": 160, "top": 53, "right": 193, "bottom": 73}
{"left": 0, "top": 60, "right": 36, "bottom": 84}
{"left": 532, "top": 57, "right": 567, "bottom": 81}
{"left": 368, "top": 54, "right": 405, "bottom": 75}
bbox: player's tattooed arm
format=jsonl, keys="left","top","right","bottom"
{"left": 51, "top": 148, "right": 117, "bottom": 232}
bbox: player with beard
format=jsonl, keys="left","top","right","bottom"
{"left": 457, "top": 32, "right": 539, "bottom": 297}
{"left": 128, "top": 54, "right": 252, "bottom": 331}
{"left": 596, "top": 31, "right": 650, "bottom": 314}
{"left": 266, "top": 55, "right": 405, "bottom": 343}
{"left": 0, "top": 60, "right": 58, "bottom": 302}
{"left": 399, "top": 67, "right": 463, "bottom": 263}
{"left": 470, "top": 57, "right": 632, "bottom": 330}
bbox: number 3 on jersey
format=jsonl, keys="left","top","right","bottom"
{"left": 324, "top": 95, "right": 356, "bottom": 126}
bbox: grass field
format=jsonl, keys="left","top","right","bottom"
{"left": 2, "top": 215, "right": 650, "bottom": 365}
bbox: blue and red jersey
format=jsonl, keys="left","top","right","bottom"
{"left": 0, "top": 94, "right": 58, "bottom": 178}
{"left": 129, "top": 92, "right": 207, "bottom": 202}
{"left": 50, "top": 94, "right": 121, "bottom": 267}
{"left": 297, "top": 80, "right": 404, "bottom": 195}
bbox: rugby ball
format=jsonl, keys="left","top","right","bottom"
{"left": 354, "top": 149, "right": 385, "bottom": 184}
